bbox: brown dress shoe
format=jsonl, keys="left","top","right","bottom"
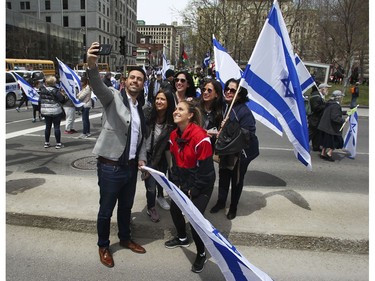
{"left": 98, "top": 247, "right": 114, "bottom": 268}
{"left": 120, "top": 240, "right": 146, "bottom": 254}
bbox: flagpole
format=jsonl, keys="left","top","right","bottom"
{"left": 217, "top": 87, "right": 242, "bottom": 137}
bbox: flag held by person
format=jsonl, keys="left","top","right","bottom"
{"left": 203, "top": 52, "right": 211, "bottom": 68}
{"left": 212, "top": 35, "right": 283, "bottom": 136}
{"left": 239, "top": 0, "right": 311, "bottom": 169}
{"left": 142, "top": 166, "right": 274, "bottom": 281}
{"left": 14, "top": 73, "right": 40, "bottom": 103}
{"left": 161, "top": 54, "right": 170, "bottom": 80}
{"left": 343, "top": 110, "right": 358, "bottom": 159}
{"left": 56, "top": 58, "right": 84, "bottom": 107}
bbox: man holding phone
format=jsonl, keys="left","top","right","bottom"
{"left": 86, "top": 42, "right": 147, "bottom": 268}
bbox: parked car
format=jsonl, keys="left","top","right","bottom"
{"left": 6, "top": 71, "right": 23, "bottom": 108}
{"left": 11, "top": 70, "right": 45, "bottom": 83}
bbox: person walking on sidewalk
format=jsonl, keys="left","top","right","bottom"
{"left": 86, "top": 42, "right": 148, "bottom": 268}
{"left": 77, "top": 76, "right": 92, "bottom": 139}
{"left": 40, "top": 75, "right": 65, "bottom": 149}
{"left": 165, "top": 100, "right": 215, "bottom": 273}
{"left": 142, "top": 88, "right": 176, "bottom": 222}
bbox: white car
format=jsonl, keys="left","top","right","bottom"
{"left": 11, "top": 70, "right": 45, "bottom": 83}
{"left": 6, "top": 71, "right": 23, "bottom": 108}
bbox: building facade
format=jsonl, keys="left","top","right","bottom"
{"left": 137, "top": 22, "right": 180, "bottom": 67}
{"left": 6, "top": 0, "right": 138, "bottom": 71}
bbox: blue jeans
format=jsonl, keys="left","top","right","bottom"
{"left": 96, "top": 161, "right": 138, "bottom": 248}
{"left": 82, "top": 107, "right": 90, "bottom": 134}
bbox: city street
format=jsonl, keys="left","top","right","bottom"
{"left": 5, "top": 103, "right": 369, "bottom": 280}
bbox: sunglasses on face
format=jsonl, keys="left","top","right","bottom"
{"left": 203, "top": 88, "right": 213, "bottom": 93}
{"left": 225, "top": 87, "right": 237, "bottom": 94}
{"left": 175, "top": 78, "right": 187, "bottom": 83}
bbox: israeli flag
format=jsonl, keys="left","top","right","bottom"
{"left": 295, "top": 54, "right": 315, "bottom": 94}
{"left": 56, "top": 58, "right": 84, "bottom": 107}
{"left": 14, "top": 73, "right": 40, "bottom": 103}
{"left": 203, "top": 52, "right": 211, "bottom": 68}
{"left": 343, "top": 111, "right": 358, "bottom": 159}
{"left": 142, "top": 166, "right": 273, "bottom": 281}
{"left": 239, "top": 0, "right": 311, "bottom": 169}
{"left": 213, "top": 35, "right": 283, "bottom": 136}
{"left": 161, "top": 53, "right": 170, "bottom": 80}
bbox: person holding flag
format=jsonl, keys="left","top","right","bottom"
{"left": 210, "top": 79, "right": 259, "bottom": 220}
{"left": 317, "top": 90, "right": 345, "bottom": 162}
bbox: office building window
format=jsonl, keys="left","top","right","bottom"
{"left": 46, "top": 16, "right": 51, "bottom": 22}
{"left": 6, "top": 2, "right": 11, "bottom": 9}
{"left": 63, "top": 16, "right": 69, "bottom": 27}
{"left": 80, "top": 0, "right": 85, "bottom": 9}
{"left": 45, "top": 1, "right": 50, "bottom": 10}
{"left": 63, "top": 0, "right": 68, "bottom": 9}
{"left": 81, "top": 16, "right": 85, "bottom": 27}
{"left": 20, "top": 1, "right": 31, "bottom": 10}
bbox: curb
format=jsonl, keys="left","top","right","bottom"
{"left": 6, "top": 212, "right": 369, "bottom": 255}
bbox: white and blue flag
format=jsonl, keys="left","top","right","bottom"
{"left": 239, "top": 0, "right": 311, "bottom": 169}
{"left": 203, "top": 51, "right": 211, "bottom": 68}
{"left": 213, "top": 35, "right": 283, "bottom": 136}
{"left": 295, "top": 54, "right": 315, "bottom": 94}
{"left": 56, "top": 58, "right": 84, "bottom": 107}
{"left": 14, "top": 73, "right": 39, "bottom": 103}
{"left": 142, "top": 166, "right": 273, "bottom": 281}
{"left": 343, "top": 110, "right": 358, "bottom": 159}
{"left": 161, "top": 53, "right": 170, "bottom": 80}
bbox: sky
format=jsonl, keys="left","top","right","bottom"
{"left": 137, "top": 0, "right": 190, "bottom": 25}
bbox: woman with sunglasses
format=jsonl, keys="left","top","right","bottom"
{"left": 198, "top": 79, "right": 224, "bottom": 150}
{"left": 165, "top": 100, "right": 215, "bottom": 273}
{"left": 173, "top": 71, "right": 196, "bottom": 103}
{"left": 210, "top": 78, "right": 259, "bottom": 220}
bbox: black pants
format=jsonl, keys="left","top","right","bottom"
{"left": 217, "top": 155, "right": 251, "bottom": 211}
{"left": 309, "top": 126, "right": 321, "bottom": 151}
{"left": 170, "top": 190, "right": 212, "bottom": 255}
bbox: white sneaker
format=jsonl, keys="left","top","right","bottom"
{"left": 78, "top": 134, "right": 87, "bottom": 139}
{"left": 157, "top": 196, "right": 170, "bottom": 210}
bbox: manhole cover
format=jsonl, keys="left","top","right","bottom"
{"left": 72, "top": 156, "right": 97, "bottom": 170}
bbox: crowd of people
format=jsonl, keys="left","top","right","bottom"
{"left": 83, "top": 42, "right": 260, "bottom": 273}
{"left": 17, "top": 41, "right": 354, "bottom": 274}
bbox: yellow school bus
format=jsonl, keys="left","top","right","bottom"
{"left": 75, "top": 63, "right": 110, "bottom": 72}
{"left": 6, "top": 58, "right": 55, "bottom": 76}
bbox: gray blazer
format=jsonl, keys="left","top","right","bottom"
{"left": 87, "top": 67, "right": 147, "bottom": 162}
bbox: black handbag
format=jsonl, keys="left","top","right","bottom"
{"left": 215, "top": 120, "right": 250, "bottom": 155}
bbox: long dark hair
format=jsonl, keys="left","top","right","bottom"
{"left": 199, "top": 79, "right": 223, "bottom": 127}
{"left": 150, "top": 88, "right": 175, "bottom": 125}
{"left": 173, "top": 71, "right": 196, "bottom": 98}
{"left": 224, "top": 78, "right": 249, "bottom": 104}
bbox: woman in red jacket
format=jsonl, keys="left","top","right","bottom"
{"left": 165, "top": 100, "right": 215, "bottom": 274}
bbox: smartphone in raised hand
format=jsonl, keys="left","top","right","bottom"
{"left": 95, "top": 44, "right": 112, "bottom": 55}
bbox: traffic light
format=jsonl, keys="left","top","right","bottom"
{"left": 119, "top": 36, "right": 126, "bottom": 56}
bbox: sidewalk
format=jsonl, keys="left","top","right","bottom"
{"left": 6, "top": 171, "right": 368, "bottom": 254}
